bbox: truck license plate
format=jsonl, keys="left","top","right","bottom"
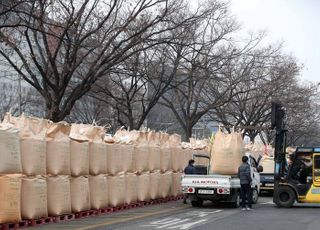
{"left": 198, "top": 189, "right": 214, "bottom": 194}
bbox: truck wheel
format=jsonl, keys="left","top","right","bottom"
{"left": 274, "top": 186, "right": 296, "bottom": 208}
{"left": 231, "top": 192, "right": 240, "bottom": 208}
{"left": 191, "top": 199, "right": 203, "bottom": 207}
{"left": 252, "top": 188, "right": 259, "bottom": 204}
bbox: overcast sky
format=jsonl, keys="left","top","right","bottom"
{"left": 230, "top": 0, "right": 319, "bottom": 83}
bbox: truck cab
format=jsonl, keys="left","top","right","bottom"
{"left": 181, "top": 153, "right": 262, "bottom": 207}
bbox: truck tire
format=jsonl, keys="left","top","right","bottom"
{"left": 252, "top": 188, "right": 259, "bottom": 204}
{"left": 191, "top": 199, "right": 203, "bottom": 207}
{"left": 231, "top": 192, "right": 240, "bottom": 208}
{"left": 274, "top": 186, "right": 296, "bottom": 208}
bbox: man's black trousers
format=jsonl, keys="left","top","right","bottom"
{"left": 240, "top": 184, "right": 252, "bottom": 208}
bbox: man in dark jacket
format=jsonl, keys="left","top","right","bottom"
{"left": 238, "top": 156, "right": 253, "bottom": 210}
{"left": 183, "top": 159, "right": 196, "bottom": 204}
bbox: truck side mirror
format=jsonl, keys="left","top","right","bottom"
{"left": 257, "top": 165, "right": 263, "bottom": 173}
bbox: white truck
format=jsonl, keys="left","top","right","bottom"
{"left": 181, "top": 153, "right": 262, "bottom": 208}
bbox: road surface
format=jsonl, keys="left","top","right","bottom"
{"left": 32, "top": 195, "right": 320, "bottom": 230}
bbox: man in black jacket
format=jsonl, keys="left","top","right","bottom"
{"left": 238, "top": 156, "right": 253, "bottom": 210}
{"left": 183, "top": 159, "right": 196, "bottom": 204}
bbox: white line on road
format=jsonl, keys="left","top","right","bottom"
{"left": 260, "top": 201, "right": 273, "bottom": 205}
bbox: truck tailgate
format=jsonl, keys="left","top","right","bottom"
{"left": 181, "top": 174, "right": 240, "bottom": 189}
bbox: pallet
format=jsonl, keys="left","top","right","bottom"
{"left": 0, "top": 194, "right": 183, "bottom": 229}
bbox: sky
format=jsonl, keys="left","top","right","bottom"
{"left": 230, "top": 0, "right": 320, "bottom": 83}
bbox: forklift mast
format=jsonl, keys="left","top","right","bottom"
{"left": 271, "top": 102, "right": 287, "bottom": 181}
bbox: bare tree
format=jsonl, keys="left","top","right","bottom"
{"left": 160, "top": 1, "right": 263, "bottom": 140}
{"left": 213, "top": 48, "right": 300, "bottom": 142}
{"left": 0, "top": 0, "right": 205, "bottom": 121}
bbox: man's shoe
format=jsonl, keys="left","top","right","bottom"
{"left": 242, "top": 208, "right": 246, "bottom": 211}
{"left": 246, "top": 208, "right": 254, "bottom": 211}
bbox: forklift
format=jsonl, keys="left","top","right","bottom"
{"left": 272, "top": 102, "right": 320, "bottom": 207}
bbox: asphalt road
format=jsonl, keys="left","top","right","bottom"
{"left": 32, "top": 195, "right": 320, "bottom": 230}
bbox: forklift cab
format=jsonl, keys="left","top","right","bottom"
{"left": 275, "top": 147, "right": 320, "bottom": 207}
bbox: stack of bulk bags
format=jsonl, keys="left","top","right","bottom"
{"left": 69, "top": 124, "right": 91, "bottom": 212}
{"left": 89, "top": 175, "right": 108, "bottom": 209}
{"left": 20, "top": 116, "right": 48, "bottom": 219}
{"left": 210, "top": 130, "right": 245, "bottom": 174}
{"left": 148, "top": 131, "right": 161, "bottom": 172}
{"left": 46, "top": 122, "right": 72, "bottom": 216}
{"left": 0, "top": 122, "right": 22, "bottom": 224}
{"left": 159, "top": 133, "right": 171, "bottom": 172}
{"left": 169, "top": 134, "right": 182, "bottom": 172}
{"left": 0, "top": 174, "right": 22, "bottom": 224}
{"left": 87, "top": 126, "right": 108, "bottom": 210}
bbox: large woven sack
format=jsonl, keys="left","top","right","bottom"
{"left": 181, "top": 148, "right": 192, "bottom": 172}
{"left": 70, "top": 140, "right": 89, "bottom": 176}
{"left": 193, "top": 150, "right": 210, "bottom": 166}
{"left": 210, "top": 130, "right": 244, "bottom": 174}
{"left": 20, "top": 116, "right": 47, "bottom": 175}
{"left": 148, "top": 131, "right": 161, "bottom": 172}
{"left": 171, "top": 172, "right": 182, "bottom": 197}
{"left": 89, "top": 175, "right": 108, "bottom": 209}
{"left": 47, "top": 176, "right": 71, "bottom": 216}
{"left": 168, "top": 134, "right": 182, "bottom": 172}
{"left": 0, "top": 124, "right": 22, "bottom": 174}
{"left": 21, "top": 177, "right": 47, "bottom": 219}
{"left": 159, "top": 171, "right": 173, "bottom": 198}
{"left": 160, "top": 133, "right": 171, "bottom": 172}
{"left": 149, "top": 171, "right": 160, "bottom": 199}
{"left": 120, "top": 144, "right": 134, "bottom": 173}
{"left": 137, "top": 172, "right": 150, "bottom": 201}
{"left": 46, "top": 122, "right": 71, "bottom": 175}
{"left": 108, "top": 175, "right": 125, "bottom": 207}
{"left": 133, "top": 132, "right": 149, "bottom": 173}
{"left": 70, "top": 176, "right": 91, "bottom": 212}
{"left": 70, "top": 124, "right": 90, "bottom": 176}
{"left": 260, "top": 156, "right": 274, "bottom": 174}
{"left": 106, "top": 144, "right": 124, "bottom": 175}
{"left": 90, "top": 142, "right": 107, "bottom": 175}
{"left": 125, "top": 173, "right": 138, "bottom": 204}
{"left": 0, "top": 174, "right": 21, "bottom": 224}
{"left": 89, "top": 126, "right": 107, "bottom": 175}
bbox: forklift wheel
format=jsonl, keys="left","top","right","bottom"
{"left": 274, "top": 186, "right": 296, "bottom": 208}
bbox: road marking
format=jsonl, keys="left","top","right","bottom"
{"left": 75, "top": 206, "right": 189, "bottom": 230}
{"left": 141, "top": 210, "right": 223, "bottom": 229}
{"left": 167, "top": 219, "right": 208, "bottom": 229}
{"left": 260, "top": 201, "right": 273, "bottom": 205}
{"left": 186, "top": 210, "right": 222, "bottom": 217}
